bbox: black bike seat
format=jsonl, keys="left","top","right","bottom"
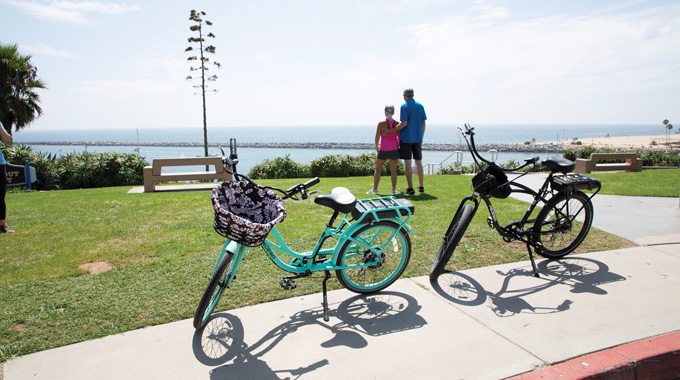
{"left": 314, "top": 187, "right": 357, "bottom": 214}
{"left": 542, "top": 156, "right": 575, "bottom": 174}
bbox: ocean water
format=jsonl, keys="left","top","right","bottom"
{"left": 13, "top": 124, "right": 658, "bottom": 145}
{"left": 13, "top": 124, "right": 659, "bottom": 175}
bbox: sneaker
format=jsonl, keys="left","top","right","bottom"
{"left": 0, "top": 225, "right": 15, "bottom": 234}
{"left": 366, "top": 189, "right": 379, "bottom": 195}
{"left": 418, "top": 186, "right": 425, "bottom": 194}
{"left": 391, "top": 189, "right": 398, "bottom": 195}
{"left": 401, "top": 188, "right": 416, "bottom": 195}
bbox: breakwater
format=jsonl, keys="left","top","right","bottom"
{"left": 18, "top": 141, "right": 566, "bottom": 153}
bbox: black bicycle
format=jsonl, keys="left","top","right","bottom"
{"left": 430, "top": 124, "right": 601, "bottom": 280}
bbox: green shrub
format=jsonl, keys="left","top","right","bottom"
{"left": 248, "top": 152, "right": 405, "bottom": 179}
{"left": 500, "top": 160, "right": 520, "bottom": 169}
{"left": 248, "top": 155, "right": 310, "bottom": 179}
{"left": 2, "top": 145, "right": 148, "bottom": 190}
{"left": 309, "top": 154, "right": 353, "bottom": 177}
{"left": 578, "top": 145, "right": 596, "bottom": 159}
{"left": 563, "top": 149, "right": 577, "bottom": 162}
{"left": 55, "top": 151, "right": 147, "bottom": 189}
{"left": 2, "top": 145, "right": 60, "bottom": 190}
{"left": 309, "top": 152, "right": 405, "bottom": 178}
{"left": 637, "top": 149, "right": 679, "bottom": 167}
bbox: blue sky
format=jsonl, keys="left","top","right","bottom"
{"left": 1, "top": 0, "right": 678, "bottom": 131}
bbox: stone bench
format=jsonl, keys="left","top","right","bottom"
{"left": 575, "top": 153, "right": 643, "bottom": 174}
{"left": 143, "top": 157, "right": 231, "bottom": 193}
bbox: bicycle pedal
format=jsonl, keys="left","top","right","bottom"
{"left": 280, "top": 278, "right": 297, "bottom": 290}
{"left": 487, "top": 216, "right": 495, "bottom": 229}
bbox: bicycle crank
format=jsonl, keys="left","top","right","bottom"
{"left": 280, "top": 270, "right": 313, "bottom": 289}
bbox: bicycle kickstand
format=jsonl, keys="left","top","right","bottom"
{"left": 526, "top": 242, "right": 540, "bottom": 278}
{"left": 322, "top": 270, "right": 331, "bottom": 322}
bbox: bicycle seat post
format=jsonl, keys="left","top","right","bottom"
{"left": 327, "top": 211, "right": 339, "bottom": 229}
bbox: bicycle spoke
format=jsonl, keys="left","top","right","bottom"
{"left": 336, "top": 222, "right": 411, "bottom": 293}
{"left": 533, "top": 192, "right": 593, "bottom": 259}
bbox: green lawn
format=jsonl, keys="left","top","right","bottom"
{"left": 588, "top": 169, "right": 680, "bottom": 197}
{"left": 1, "top": 170, "right": 666, "bottom": 362}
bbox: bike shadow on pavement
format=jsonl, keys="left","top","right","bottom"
{"left": 430, "top": 257, "right": 626, "bottom": 317}
{"left": 192, "top": 291, "right": 426, "bottom": 379}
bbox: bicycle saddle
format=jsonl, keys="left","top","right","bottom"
{"left": 314, "top": 187, "right": 357, "bottom": 214}
{"left": 541, "top": 156, "right": 575, "bottom": 174}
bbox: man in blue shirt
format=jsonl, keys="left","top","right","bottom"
{"left": 384, "top": 88, "right": 427, "bottom": 195}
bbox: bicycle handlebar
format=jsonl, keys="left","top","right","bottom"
{"left": 219, "top": 139, "right": 320, "bottom": 201}
{"left": 282, "top": 177, "right": 321, "bottom": 200}
{"left": 460, "top": 123, "right": 538, "bottom": 172}
{"left": 460, "top": 123, "right": 475, "bottom": 136}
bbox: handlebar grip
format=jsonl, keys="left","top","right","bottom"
{"left": 303, "top": 177, "right": 320, "bottom": 189}
{"left": 229, "top": 138, "right": 237, "bottom": 159}
{"left": 283, "top": 177, "right": 320, "bottom": 199}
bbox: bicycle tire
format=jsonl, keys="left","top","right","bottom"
{"left": 532, "top": 191, "right": 594, "bottom": 259}
{"left": 429, "top": 203, "right": 474, "bottom": 281}
{"left": 335, "top": 221, "right": 411, "bottom": 293}
{"left": 194, "top": 251, "right": 235, "bottom": 329}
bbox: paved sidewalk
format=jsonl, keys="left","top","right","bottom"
{"left": 3, "top": 175, "right": 679, "bottom": 380}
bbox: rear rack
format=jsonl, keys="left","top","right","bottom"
{"left": 551, "top": 174, "right": 601, "bottom": 193}
{"left": 352, "top": 196, "right": 414, "bottom": 224}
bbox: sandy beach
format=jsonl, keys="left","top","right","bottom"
{"left": 535, "top": 134, "right": 680, "bottom": 151}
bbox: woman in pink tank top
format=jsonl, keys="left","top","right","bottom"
{"left": 367, "top": 105, "right": 400, "bottom": 195}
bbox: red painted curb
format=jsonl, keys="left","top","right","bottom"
{"left": 509, "top": 331, "right": 680, "bottom": 380}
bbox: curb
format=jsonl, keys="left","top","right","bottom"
{"left": 509, "top": 331, "right": 680, "bottom": 379}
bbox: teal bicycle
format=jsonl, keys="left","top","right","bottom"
{"left": 194, "top": 139, "right": 415, "bottom": 329}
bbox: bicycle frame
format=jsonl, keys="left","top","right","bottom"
{"left": 455, "top": 170, "right": 558, "bottom": 244}
{"left": 485, "top": 177, "right": 551, "bottom": 240}
{"left": 218, "top": 202, "right": 413, "bottom": 274}
{"left": 215, "top": 200, "right": 413, "bottom": 278}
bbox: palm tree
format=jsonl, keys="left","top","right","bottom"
{"left": 0, "top": 43, "right": 47, "bottom": 136}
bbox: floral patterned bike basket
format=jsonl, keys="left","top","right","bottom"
{"left": 212, "top": 181, "right": 287, "bottom": 247}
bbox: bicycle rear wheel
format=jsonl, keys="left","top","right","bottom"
{"left": 336, "top": 221, "right": 411, "bottom": 293}
{"left": 532, "top": 191, "right": 593, "bottom": 259}
{"left": 429, "top": 203, "right": 474, "bottom": 281}
{"left": 194, "top": 251, "right": 236, "bottom": 329}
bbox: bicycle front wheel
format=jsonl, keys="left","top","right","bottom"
{"left": 429, "top": 203, "right": 474, "bottom": 281}
{"left": 194, "top": 251, "right": 236, "bottom": 329}
{"left": 532, "top": 191, "right": 594, "bottom": 259}
{"left": 336, "top": 221, "right": 411, "bottom": 293}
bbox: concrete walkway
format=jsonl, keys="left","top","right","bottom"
{"left": 3, "top": 175, "right": 679, "bottom": 380}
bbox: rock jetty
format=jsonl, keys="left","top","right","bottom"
{"left": 19, "top": 141, "right": 567, "bottom": 153}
